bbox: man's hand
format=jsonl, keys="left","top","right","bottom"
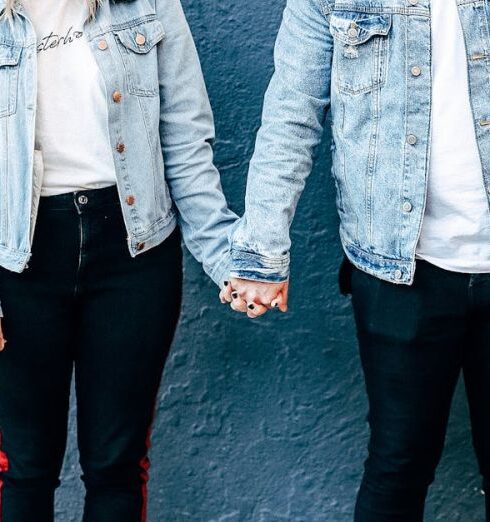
{"left": 220, "top": 278, "right": 289, "bottom": 318}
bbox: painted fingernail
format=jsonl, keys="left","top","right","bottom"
{"left": 232, "top": 292, "right": 238, "bottom": 299}
{"left": 248, "top": 304, "right": 255, "bottom": 310}
{"left": 224, "top": 281, "right": 229, "bottom": 286}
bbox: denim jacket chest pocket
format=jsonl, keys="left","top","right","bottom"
{"left": 0, "top": 43, "right": 22, "bottom": 117}
{"left": 329, "top": 12, "right": 392, "bottom": 95}
{"left": 113, "top": 19, "right": 165, "bottom": 96}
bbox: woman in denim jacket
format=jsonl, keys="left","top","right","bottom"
{"left": 0, "top": 0, "right": 235, "bottom": 519}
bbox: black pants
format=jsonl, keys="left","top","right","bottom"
{"left": 342, "top": 258, "right": 490, "bottom": 521}
{"left": 0, "top": 186, "right": 183, "bottom": 522}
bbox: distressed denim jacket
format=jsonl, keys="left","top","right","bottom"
{"left": 0, "top": 0, "right": 236, "bottom": 315}
{"left": 229, "top": 0, "right": 490, "bottom": 285}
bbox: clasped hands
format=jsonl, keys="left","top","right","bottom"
{"left": 219, "top": 278, "right": 289, "bottom": 318}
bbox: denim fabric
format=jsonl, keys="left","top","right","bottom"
{"left": 350, "top": 259, "right": 490, "bottom": 521}
{"left": 0, "top": 0, "right": 237, "bottom": 314}
{"left": 0, "top": 185, "right": 183, "bottom": 521}
{"left": 229, "top": 0, "right": 490, "bottom": 285}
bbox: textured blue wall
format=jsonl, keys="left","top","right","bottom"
{"left": 56, "top": 1, "right": 485, "bottom": 520}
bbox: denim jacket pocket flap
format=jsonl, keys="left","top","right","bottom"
{"left": 0, "top": 43, "right": 22, "bottom": 67}
{"left": 114, "top": 19, "right": 165, "bottom": 54}
{"left": 329, "top": 12, "right": 392, "bottom": 46}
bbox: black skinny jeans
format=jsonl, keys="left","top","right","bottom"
{"left": 0, "top": 186, "right": 183, "bottom": 521}
{"left": 340, "top": 258, "right": 490, "bottom": 521}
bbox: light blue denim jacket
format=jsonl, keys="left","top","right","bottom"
{"left": 0, "top": 0, "right": 237, "bottom": 316}
{"left": 229, "top": 0, "right": 490, "bottom": 285}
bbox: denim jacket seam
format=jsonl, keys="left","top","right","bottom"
{"left": 231, "top": 247, "right": 290, "bottom": 268}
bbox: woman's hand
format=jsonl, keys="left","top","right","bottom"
{"left": 0, "top": 320, "right": 6, "bottom": 351}
{"left": 220, "top": 278, "right": 289, "bottom": 318}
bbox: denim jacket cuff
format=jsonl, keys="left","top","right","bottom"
{"left": 229, "top": 248, "right": 290, "bottom": 283}
{"left": 210, "top": 251, "right": 234, "bottom": 289}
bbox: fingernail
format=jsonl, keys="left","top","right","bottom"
{"left": 232, "top": 292, "right": 238, "bottom": 299}
{"left": 248, "top": 304, "right": 255, "bottom": 310}
{"left": 224, "top": 281, "right": 229, "bottom": 287}
{"left": 271, "top": 302, "right": 278, "bottom": 308}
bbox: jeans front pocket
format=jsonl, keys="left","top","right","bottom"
{"left": 329, "top": 11, "right": 392, "bottom": 95}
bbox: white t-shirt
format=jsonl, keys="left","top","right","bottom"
{"left": 23, "top": 0, "right": 117, "bottom": 197}
{"left": 416, "top": 0, "right": 490, "bottom": 272}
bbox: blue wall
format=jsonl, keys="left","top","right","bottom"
{"left": 56, "top": 1, "right": 485, "bottom": 520}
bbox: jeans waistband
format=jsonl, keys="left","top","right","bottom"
{"left": 39, "top": 185, "right": 120, "bottom": 212}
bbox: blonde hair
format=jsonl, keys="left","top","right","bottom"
{"left": 2, "top": 0, "right": 104, "bottom": 19}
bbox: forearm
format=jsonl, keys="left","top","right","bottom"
{"left": 230, "top": 0, "right": 333, "bottom": 282}
{"left": 156, "top": 0, "right": 237, "bottom": 287}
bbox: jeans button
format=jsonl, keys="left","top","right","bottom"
{"left": 78, "top": 195, "right": 88, "bottom": 205}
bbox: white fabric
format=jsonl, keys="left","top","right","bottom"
{"left": 416, "top": 0, "right": 490, "bottom": 272}
{"left": 22, "top": 0, "right": 117, "bottom": 197}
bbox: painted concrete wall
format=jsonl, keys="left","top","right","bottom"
{"left": 56, "top": 1, "right": 485, "bottom": 520}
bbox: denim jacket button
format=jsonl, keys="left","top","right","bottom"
{"left": 411, "top": 66, "right": 422, "bottom": 77}
{"left": 394, "top": 269, "right": 403, "bottom": 280}
{"left": 135, "top": 33, "right": 146, "bottom": 46}
{"left": 408, "top": 0, "right": 418, "bottom": 5}
{"left": 97, "top": 40, "right": 108, "bottom": 51}
{"left": 407, "top": 134, "right": 418, "bottom": 145}
{"left": 137, "top": 242, "right": 146, "bottom": 251}
{"left": 116, "top": 143, "right": 126, "bottom": 153}
{"left": 347, "top": 27, "right": 359, "bottom": 38}
{"left": 402, "top": 201, "right": 413, "bottom": 213}
{"left": 112, "top": 91, "right": 123, "bottom": 103}
{"left": 126, "top": 195, "right": 135, "bottom": 206}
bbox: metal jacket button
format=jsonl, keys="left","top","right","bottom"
{"left": 126, "top": 195, "right": 135, "bottom": 206}
{"left": 116, "top": 143, "right": 125, "bottom": 153}
{"left": 402, "top": 201, "right": 413, "bottom": 213}
{"left": 112, "top": 91, "right": 122, "bottom": 103}
{"left": 407, "top": 134, "right": 418, "bottom": 145}
{"left": 411, "top": 66, "right": 422, "bottom": 77}
{"left": 135, "top": 33, "right": 146, "bottom": 46}
{"left": 98, "top": 40, "right": 108, "bottom": 51}
{"left": 347, "top": 27, "right": 359, "bottom": 38}
{"left": 137, "top": 242, "right": 146, "bottom": 251}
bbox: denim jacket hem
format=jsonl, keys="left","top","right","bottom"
{"left": 341, "top": 236, "right": 415, "bottom": 286}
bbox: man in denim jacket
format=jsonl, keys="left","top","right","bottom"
{"left": 221, "top": 0, "right": 490, "bottom": 519}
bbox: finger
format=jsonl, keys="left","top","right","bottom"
{"left": 0, "top": 321, "right": 6, "bottom": 352}
{"left": 271, "top": 291, "right": 288, "bottom": 313}
{"left": 246, "top": 302, "right": 268, "bottom": 319}
{"left": 220, "top": 281, "right": 233, "bottom": 304}
{"left": 230, "top": 293, "right": 248, "bottom": 313}
{"left": 279, "top": 283, "right": 289, "bottom": 312}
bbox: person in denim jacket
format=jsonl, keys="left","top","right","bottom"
{"left": 0, "top": 0, "right": 236, "bottom": 519}
{"left": 222, "top": 0, "right": 490, "bottom": 519}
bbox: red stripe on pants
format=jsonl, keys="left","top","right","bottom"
{"left": 0, "top": 433, "right": 10, "bottom": 522}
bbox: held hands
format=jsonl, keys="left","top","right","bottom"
{"left": 220, "top": 278, "right": 289, "bottom": 318}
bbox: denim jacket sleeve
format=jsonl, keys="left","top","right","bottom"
{"left": 229, "top": 0, "right": 334, "bottom": 283}
{"left": 156, "top": 0, "right": 238, "bottom": 288}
